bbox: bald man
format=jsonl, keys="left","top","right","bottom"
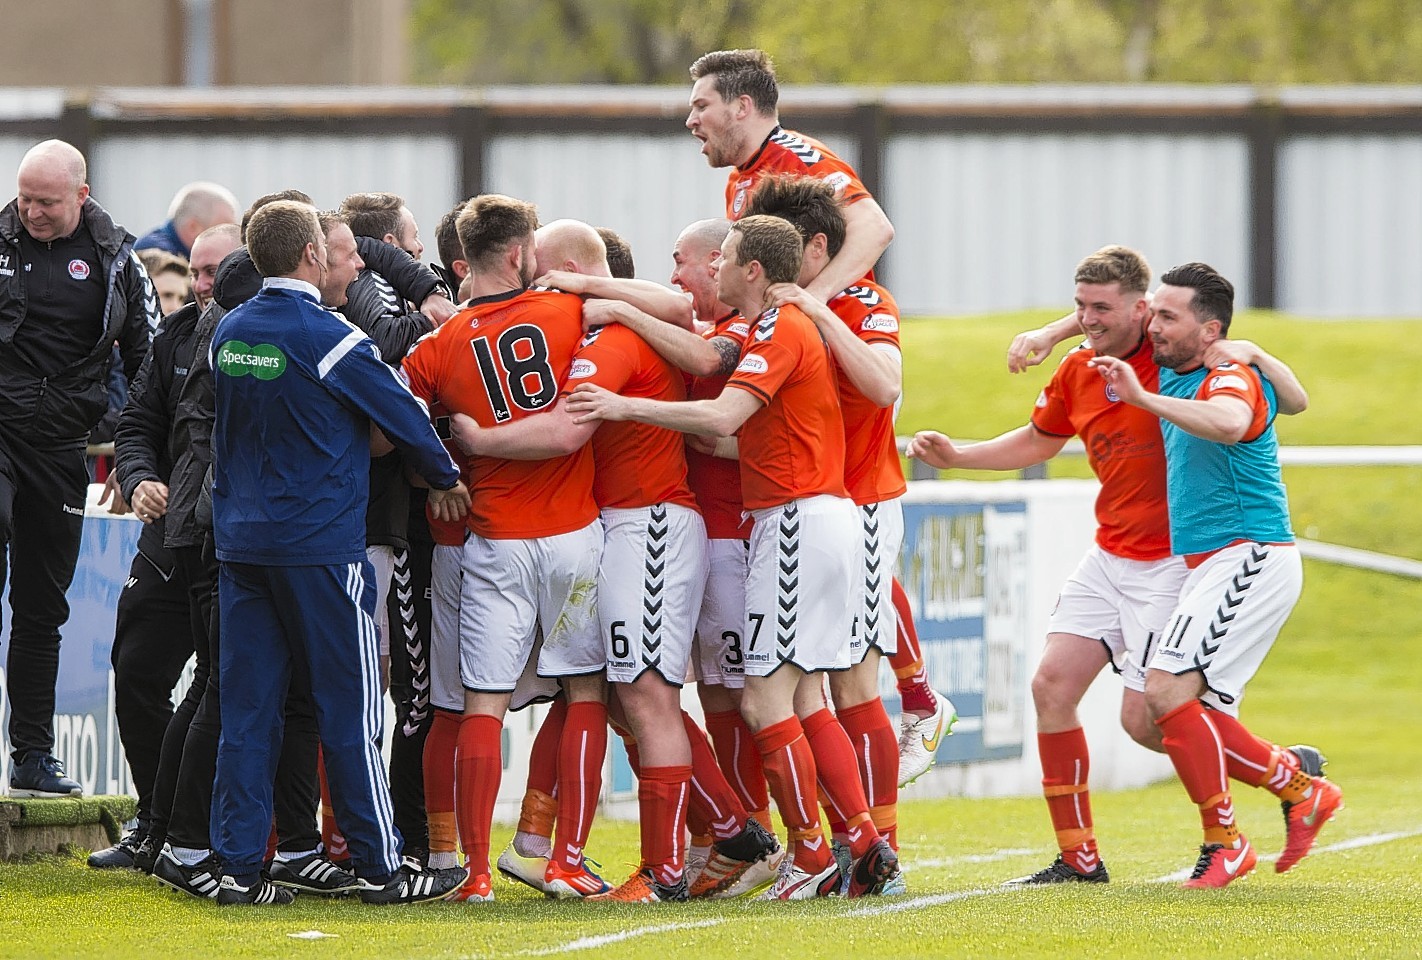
{"left": 2, "top": 139, "right": 161, "bottom": 797}
{"left": 136, "top": 181, "right": 240, "bottom": 258}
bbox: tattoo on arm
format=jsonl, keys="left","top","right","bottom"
{"left": 712, "top": 337, "right": 740, "bottom": 377}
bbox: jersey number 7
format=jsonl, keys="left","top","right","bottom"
{"left": 470, "top": 323, "right": 558, "bottom": 422}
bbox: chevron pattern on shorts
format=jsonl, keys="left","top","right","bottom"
{"left": 641, "top": 505, "right": 669, "bottom": 671}
{"left": 393, "top": 547, "right": 430, "bottom": 737}
{"left": 775, "top": 504, "right": 800, "bottom": 659}
{"left": 862, "top": 503, "right": 882, "bottom": 641}
{"left": 1193, "top": 544, "right": 1269, "bottom": 672}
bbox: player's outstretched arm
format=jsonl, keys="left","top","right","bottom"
{"left": 1007, "top": 312, "right": 1085, "bottom": 373}
{"left": 448, "top": 402, "right": 594, "bottom": 461}
{"left": 582, "top": 299, "right": 732, "bottom": 377}
{"left": 768, "top": 282, "right": 900, "bottom": 408}
{"left": 1203, "top": 339, "right": 1309, "bottom": 416}
{"left": 907, "top": 425, "right": 1067, "bottom": 471}
{"left": 566, "top": 382, "right": 761, "bottom": 438}
{"left": 537, "top": 271, "right": 694, "bottom": 330}
{"left": 803, "top": 198, "right": 894, "bottom": 303}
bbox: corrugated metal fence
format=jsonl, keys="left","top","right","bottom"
{"left": 2, "top": 85, "right": 1419, "bottom": 317}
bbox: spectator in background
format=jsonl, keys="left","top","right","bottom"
{"left": 139, "top": 249, "right": 192, "bottom": 317}
{"left": 136, "top": 181, "right": 240, "bottom": 258}
{"left": 1, "top": 139, "right": 158, "bottom": 798}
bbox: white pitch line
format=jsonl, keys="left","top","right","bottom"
{"left": 517, "top": 919, "right": 727, "bottom": 956}
{"left": 912, "top": 848, "right": 1038, "bottom": 869}
{"left": 1148, "top": 828, "right": 1422, "bottom": 884}
{"left": 516, "top": 829, "right": 1422, "bottom": 956}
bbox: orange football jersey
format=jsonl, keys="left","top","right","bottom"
{"left": 401, "top": 287, "right": 597, "bottom": 540}
{"left": 1030, "top": 336, "right": 1171, "bottom": 560}
{"left": 725, "top": 304, "right": 849, "bottom": 510}
{"left": 827, "top": 282, "right": 907, "bottom": 506}
{"left": 561, "top": 323, "right": 698, "bottom": 511}
{"left": 725, "top": 126, "right": 870, "bottom": 220}
{"left": 685, "top": 312, "right": 752, "bottom": 538}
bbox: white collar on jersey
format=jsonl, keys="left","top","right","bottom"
{"left": 262, "top": 276, "right": 321, "bottom": 301}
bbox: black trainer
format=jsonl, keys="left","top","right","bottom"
{"left": 267, "top": 852, "right": 361, "bottom": 895}
{"left": 88, "top": 828, "right": 145, "bottom": 870}
{"left": 847, "top": 837, "right": 900, "bottom": 898}
{"left": 132, "top": 834, "right": 161, "bottom": 874}
{"left": 152, "top": 847, "right": 224, "bottom": 900}
{"left": 8, "top": 752, "right": 82, "bottom": 798}
{"left": 1004, "top": 854, "right": 1110, "bottom": 886}
{"left": 716, "top": 817, "right": 780, "bottom": 863}
{"left": 216, "top": 874, "right": 297, "bottom": 906}
{"left": 358, "top": 863, "right": 466, "bottom": 905}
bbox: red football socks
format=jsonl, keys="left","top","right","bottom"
{"left": 889, "top": 579, "right": 937, "bottom": 715}
{"left": 754, "top": 716, "right": 831, "bottom": 873}
{"left": 703, "top": 708, "right": 770, "bottom": 819}
{"left": 683, "top": 711, "right": 748, "bottom": 842}
{"left": 837, "top": 698, "right": 900, "bottom": 849}
{"left": 552, "top": 701, "right": 607, "bottom": 871}
{"left": 802, "top": 708, "right": 878, "bottom": 859}
{"left": 1038, "top": 727, "right": 1100, "bottom": 874}
{"left": 423, "top": 708, "right": 460, "bottom": 859}
{"left": 1157, "top": 700, "right": 1238, "bottom": 846}
{"left": 639, "top": 765, "right": 692, "bottom": 886}
{"left": 454, "top": 713, "right": 503, "bottom": 875}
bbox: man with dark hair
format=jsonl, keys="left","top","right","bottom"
{"left": 687, "top": 48, "right": 893, "bottom": 300}
{"left": 597, "top": 227, "right": 635, "bottom": 280}
{"left": 210, "top": 199, "right": 470, "bottom": 906}
{"left": 1089, "top": 262, "right": 1341, "bottom": 889}
{"left": 2, "top": 139, "right": 160, "bottom": 798}
{"left": 401, "top": 194, "right": 608, "bottom": 904}
{"left": 434, "top": 200, "right": 471, "bottom": 298}
{"left": 137, "top": 181, "right": 239, "bottom": 257}
{"left": 568, "top": 215, "right": 899, "bottom": 901}
{"left": 339, "top": 192, "right": 424, "bottom": 261}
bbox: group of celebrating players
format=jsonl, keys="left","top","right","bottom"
{"left": 104, "top": 45, "right": 1342, "bottom": 906}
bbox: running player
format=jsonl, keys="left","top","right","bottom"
{"left": 1089, "top": 262, "right": 1342, "bottom": 889}
{"left": 400, "top": 195, "right": 607, "bottom": 904}
{"left": 567, "top": 215, "right": 900, "bottom": 900}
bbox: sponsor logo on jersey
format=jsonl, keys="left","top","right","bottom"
{"left": 1209, "top": 374, "right": 1249, "bottom": 393}
{"left": 216, "top": 340, "right": 288, "bottom": 380}
{"left": 736, "top": 354, "right": 769, "bottom": 374}
{"left": 68, "top": 258, "right": 91, "bottom": 281}
{"left": 821, "top": 171, "right": 852, "bottom": 195}
{"left": 862, "top": 314, "right": 898, "bottom": 333}
{"left": 727, "top": 321, "right": 750, "bottom": 337}
{"left": 568, "top": 358, "right": 597, "bottom": 379}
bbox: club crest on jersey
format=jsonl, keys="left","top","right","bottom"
{"left": 732, "top": 178, "right": 752, "bottom": 216}
{"left": 736, "top": 354, "right": 768, "bottom": 374}
{"left": 862, "top": 314, "right": 898, "bottom": 333}
{"left": 1105, "top": 382, "right": 1120, "bottom": 402}
{"left": 68, "top": 258, "right": 91, "bottom": 281}
{"left": 568, "top": 358, "right": 597, "bottom": 379}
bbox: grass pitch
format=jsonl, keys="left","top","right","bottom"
{"left": 2, "top": 311, "right": 1419, "bottom": 959}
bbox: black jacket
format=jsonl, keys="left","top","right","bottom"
{"left": 113, "top": 301, "right": 206, "bottom": 566}
{"left": 0, "top": 197, "right": 158, "bottom": 443}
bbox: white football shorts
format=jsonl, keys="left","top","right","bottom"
{"left": 694, "top": 537, "right": 751, "bottom": 688}
{"left": 849, "top": 497, "right": 904, "bottom": 663}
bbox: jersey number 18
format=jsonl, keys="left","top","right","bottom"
{"left": 470, "top": 323, "right": 558, "bottom": 422}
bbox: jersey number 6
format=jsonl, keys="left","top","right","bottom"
{"left": 470, "top": 323, "right": 558, "bottom": 422}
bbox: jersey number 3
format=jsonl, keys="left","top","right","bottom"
{"left": 470, "top": 323, "right": 558, "bottom": 422}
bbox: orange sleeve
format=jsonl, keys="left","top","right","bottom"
{"left": 561, "top": 326, "right": 636, "bottom": 396}
{"left": 726, "top": 333, "right": 796, "bottom": 406}
{"left": 1030, "top": 359, "right": 1077, "bottom": 438}
{"left": 1198, "top": 363, "right": 1271, "bottom": 442}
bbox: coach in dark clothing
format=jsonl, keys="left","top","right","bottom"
{"left": 0, "top": 140, "right": 157, "bottom": 797}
